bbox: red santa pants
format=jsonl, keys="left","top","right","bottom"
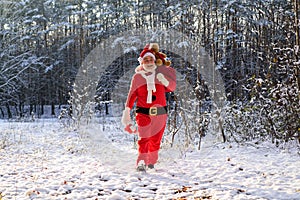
{"left": 135, "top": 113, "right": 167, "bottom": 166}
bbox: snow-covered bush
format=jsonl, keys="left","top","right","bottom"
{"left": 165, "top": 92, "right": 210, "bottom": 151}
{"left": 0, "top": 132, "right": 10, "bottom": 149}
{"left": 251, "top": 75, "right": 300, "bottom": 145}
{"left": 223, "top": 73, "right": 300, "bottom": 149}
{"left": 0, "top": 128, "right": 22, "bottom": 150}
{"left": 223, "top": 101, "right": 268, "bottom": 143}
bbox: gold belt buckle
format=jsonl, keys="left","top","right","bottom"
{"left": 149, "top": 107, "right": 158, "bottom": 116}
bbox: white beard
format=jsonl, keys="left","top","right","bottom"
{"left": 143, "top": 63, "right": 157, "bottom": 72}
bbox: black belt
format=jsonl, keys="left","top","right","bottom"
{"left": 136, "top": 106, "right": 168, "bottom": 116}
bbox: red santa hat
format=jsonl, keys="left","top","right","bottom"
{"left": 138, "top": 44, "right": 156, "bottom": 64}
{"left": 138, "top": 43, "right": 171, "bottom": 66}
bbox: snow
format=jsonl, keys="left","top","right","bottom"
{"left": 177, "top": 41, "right": 189, "bottom": 48}
{"left": 1, "top": 119, "right": 300, "bottom": 200}
{"left": 58, "top": 40, "right": 75, "bottom": 51}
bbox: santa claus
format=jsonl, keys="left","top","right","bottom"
{"left": 121, "top": 43, "right": 176, "bottom": 171}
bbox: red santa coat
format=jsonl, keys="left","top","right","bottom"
{"left": 125, "top": 65, "right": 176, "bottom": 109}
{"left": 125, "top": 65, "right": 176, "bottom": 166}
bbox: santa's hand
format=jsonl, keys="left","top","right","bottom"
{"left": 124, "top": 124, "right": 137, "bottom": 134}
{"left": 157, "top": 73, "right": 169, "bottom": 87}
{"left": 121, "top": 107, "right": 132, "bottom": 126}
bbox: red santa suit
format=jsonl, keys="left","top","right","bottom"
{"left": 125, "top": 64, "right": 176, "bottom": 166}
{"left": 121, "top": 43, "right": 176, "bottom": 169}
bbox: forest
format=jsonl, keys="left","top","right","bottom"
{"left": 0, "top": 0, "right": 299, "bottom": 147}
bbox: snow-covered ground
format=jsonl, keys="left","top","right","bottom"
{"left": 0, "top": 118, "right": 300, "bottom": 200}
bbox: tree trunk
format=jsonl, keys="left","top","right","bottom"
{"left": 6, "top": 104, "right": 12, "bottom": 119}
{"left": 51, "top": 103, "right": 55, "bottom": 116}
{"left": 294, "top": 0, "right": 300, "bottom": 94}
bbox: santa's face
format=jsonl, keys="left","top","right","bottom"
{"left": 142, "top": 56, "right": 156, "bottom": 72}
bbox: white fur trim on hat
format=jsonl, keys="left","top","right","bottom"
{"left": 138, "top": 52, "right": 156, "bottom": 64}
